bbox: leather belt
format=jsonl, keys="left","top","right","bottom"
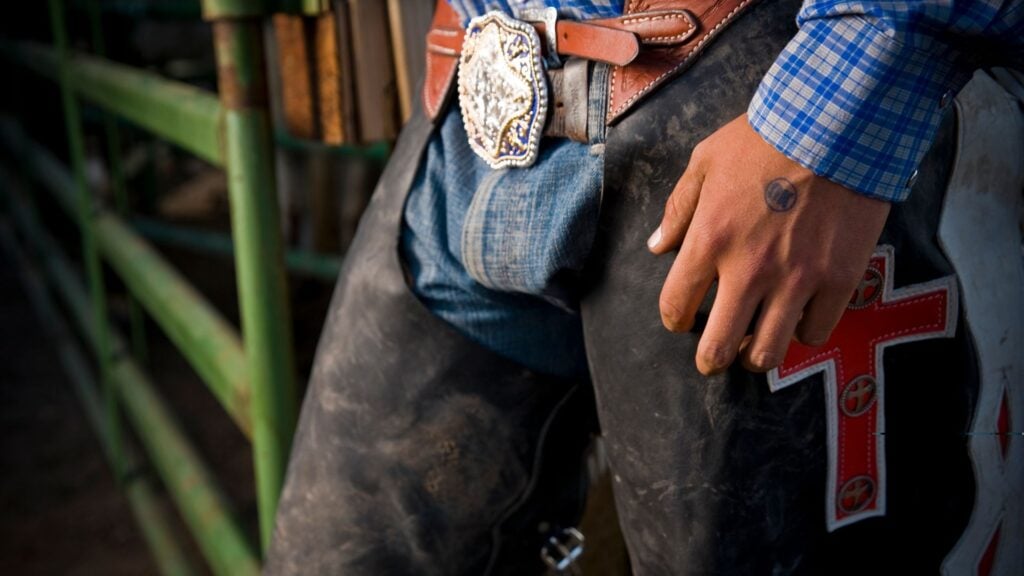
{"left": 426, "top": 9, "right": 700, "bottom": 68}
{"left": 424, "top": 0, "right": 759, "bottom": 125}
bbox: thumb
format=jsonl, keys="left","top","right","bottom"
{"left": 648, "top": 154, "right": 705, "bottom": 254}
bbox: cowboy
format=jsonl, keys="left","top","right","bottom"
{"left": 267, "top": 1, "right": 1024, "bottom": 574}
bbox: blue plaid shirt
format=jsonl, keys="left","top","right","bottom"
{"left": 451, "top": 0, "right": 1024, "bottom": 201}
{"left": 448, "top": 1, "right": 624, "bottom": 22}
{"left": 750, "top": 0, "right": 1024, "bottom": 201}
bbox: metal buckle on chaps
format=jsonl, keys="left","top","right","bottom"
{"left": 457, "top": 11, "right": 549, "bottom": 169}
{"left": 540, "top": 527, "right": 585, "bottom": 574}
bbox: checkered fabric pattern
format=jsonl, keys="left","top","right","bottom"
{"left": 449, "top": 0, "right": 623, "bottom": 23}
{"left": 749, "top": 0, "right": 1024, "bottom": 201}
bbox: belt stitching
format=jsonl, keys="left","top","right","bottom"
{"left": 618, "top": 14, "right": 694, "bottom": 43}
{"left": 608, "top": 0, "right": 755, "bottom": 119}
{"left": 429, "top": 13, "right": 697, "bottom": 59}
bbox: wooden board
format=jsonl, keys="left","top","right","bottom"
{"left": 332, "top": 0, "right": 361, "bottom": 142}
{"left": 386, "top": 0, "right": 435, "bottom": 123}
{"left": 272, "top": 14, "right": 317, "bottom": 139}
{"left": 346, "top": 0, "right": 398, "bottom": 142}
{"left": 314, "top": 11, "right": 346, "bottom": 144}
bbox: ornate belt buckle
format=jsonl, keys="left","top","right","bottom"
{"left": 458, "top": 11, "right": 548, "bottom": 169}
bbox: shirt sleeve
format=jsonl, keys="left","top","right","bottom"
{"left": 748, "top": 0, "right": 1024, "bottom": 202}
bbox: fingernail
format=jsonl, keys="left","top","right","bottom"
{"left": 705, "top": 346, "right": 730, "bottom": 370}
{"left": 647, "top": 226, "right": 662, "bottom": 250}
{"left": 750, "top": 351, "right": 780, "bottom": 371}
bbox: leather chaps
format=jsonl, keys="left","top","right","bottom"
{"left": 267, "top": 0, "right": 1023, "bottom": 573}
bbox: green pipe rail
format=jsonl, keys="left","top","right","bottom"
{"left": 0, "top": 209, "right": 200, "bottom": 576}
{"left": 0, "top": 40, "right": 225, "bottom": 165}
{"left": 0, "top": 178, "right": 253, "bottom": 575}
{"left": 67, "top": 0, "right": 332, "bottom": 20}
{"left": 0, "top": 0, "right": 323, "bottom": 572}
{"left": 132, "top": 216, "right": 343, "bottom": 281}
{"left": 0, "top": 119, "right": 254, "bottom": 439}
{"left": 87, "top": 0, "right": 149, "bottom": 366}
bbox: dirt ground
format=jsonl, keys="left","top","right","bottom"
{"left": 0, "top": 248, "right": 159, "bottom": 575}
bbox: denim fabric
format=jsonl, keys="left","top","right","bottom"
{"left": 400, "top": 64, "right": 609, "bottom": 378}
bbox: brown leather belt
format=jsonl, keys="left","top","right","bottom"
{"left": 423, "top": 0, "right": 760, "bottom": 125}
{"left": 426, "top": 9, "right": 701, "bottom": 67}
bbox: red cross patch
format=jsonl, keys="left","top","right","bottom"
{"left": 768, "top": 245, "right": 958, "bottom": 531}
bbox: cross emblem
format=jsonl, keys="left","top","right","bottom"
{"left": 768, "top": 245, "right": 958, "bottom": 531}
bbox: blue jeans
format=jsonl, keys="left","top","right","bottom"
{"left": 400, "top": 64, "right": 610, "bottom": 378}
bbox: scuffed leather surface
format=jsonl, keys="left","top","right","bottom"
{"left": 270, "top": 0, "right": 981, "bottom": 573}
{"left": 265, "top": 111, "right": 595, "bottom": 576}
{"left": 608, "top": 0, "right": 761, "bottom": 123}
{"left": 585, "top": 0, "right": 975, "bottom": 573}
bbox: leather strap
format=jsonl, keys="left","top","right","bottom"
{"left": 532, "top": 19, "right": 639, "bottom": 66}
{"left": 423, "top": 1, "right": 461, "bottom": 121}
{"left": 426, "top": 11, "right": 699, "bottom": 67}
{"left": 422, "top": 0, "right": 758, "bottom": 125}
{"left": 586, "top": 10, "right": 701, "bottom": 46}
{"left": 608, "top": 0, "right": 760, "bottom": 123}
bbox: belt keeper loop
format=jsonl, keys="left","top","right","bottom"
{"left": 522, "top": 7, "right": 562, "bottom": 68}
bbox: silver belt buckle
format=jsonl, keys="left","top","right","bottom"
{"left": 457, "top": 11, "right": 548, "bottom": 169}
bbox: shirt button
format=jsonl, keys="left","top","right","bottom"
{"left": 939, "top": 90, "right": 954, "bottom": 109}
{"left": 906, "top": 169, "right": 919, "bottom": 189}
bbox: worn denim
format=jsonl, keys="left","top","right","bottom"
{"left": 400, "top": 63, "right": 609, "bottom": 378}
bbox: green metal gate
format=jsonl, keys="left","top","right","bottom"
{"left": 0, "top": 1, "right": 344, "bottom": 573}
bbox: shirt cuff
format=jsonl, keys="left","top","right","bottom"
{"left": 748, "top": 16, "right": 967, "bottom": 202}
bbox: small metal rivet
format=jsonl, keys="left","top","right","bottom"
{"left": 840, "top": 375, "right": 878, "bottom": 417}
{"left": 837, "top": 475, "right": 876, "bottom": 514}
{"left": 906, "top": 169, "right": 919, "bottom": 189}
{"left": 939, "top": 90, "right": 953, "bottom": 109}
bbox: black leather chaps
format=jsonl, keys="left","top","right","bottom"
{"left": 265, "top": 0, "right": 1007, "bottom": 573}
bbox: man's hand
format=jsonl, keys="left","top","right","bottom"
{"left": 647, "top": 115, "right": 891, "bottom": 375}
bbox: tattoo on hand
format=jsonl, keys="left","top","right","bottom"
{"left": 764, "top": 178, "right": 797, "bottom": 212}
